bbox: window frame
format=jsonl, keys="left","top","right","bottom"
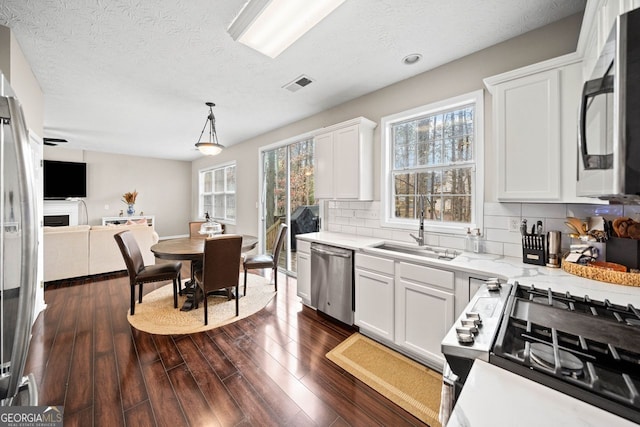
{"left": 198, "top": 161, "right": 237, "bottom": 224}
{"left": 380, "top": 89, "right": 484, "bottom": 235}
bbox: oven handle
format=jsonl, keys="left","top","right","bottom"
{"left": 578, "top": 74, "right": 614, "bottom": 175}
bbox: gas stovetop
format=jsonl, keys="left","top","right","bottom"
{"left": 490, "top": 283, "right": 640, "bottom": 424}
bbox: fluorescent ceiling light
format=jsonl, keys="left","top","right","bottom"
{"left": 228, "top": 0, "right": 346, "bottom": 58}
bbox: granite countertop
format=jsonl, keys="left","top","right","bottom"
{"left": 296, "top": 231, "right": 640, "bottom": 306}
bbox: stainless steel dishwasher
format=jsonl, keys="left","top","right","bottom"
{"left": 310, "top": 243, "right": 354, "bottom": 325}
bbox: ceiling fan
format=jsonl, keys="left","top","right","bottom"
{"left": 43, "top": 138, "right": 68, "bottom": 146}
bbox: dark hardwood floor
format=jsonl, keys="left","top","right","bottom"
{"left": 26, "top": 268, "right": 430, "bottom": 426}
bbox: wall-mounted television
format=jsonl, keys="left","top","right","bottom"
{"left": 43, "top": 160, "right": 87, "bottom": 199}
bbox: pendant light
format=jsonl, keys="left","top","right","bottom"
{"left": 195, "top": 102, "right": 224, "bottom": 156}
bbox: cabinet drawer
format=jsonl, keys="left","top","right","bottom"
{"left": 297, "top": 239, "right": 311, "bottom": 254}
{"left": 355, "top": 253, "right": 394, "bottom": 275}
{"left": 398, "top": 262, "right": 454, "bottom": 291}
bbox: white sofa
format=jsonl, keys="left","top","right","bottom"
{"left": 43, "top": 223, "right": 159, "bottom": 282}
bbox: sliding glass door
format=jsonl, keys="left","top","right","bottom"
{"left": 262, "top": 139, "right": 317, "bottom": 274}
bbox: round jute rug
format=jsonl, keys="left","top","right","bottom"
{"left": 126, "top": 273, "right": 276, "bottom": 335}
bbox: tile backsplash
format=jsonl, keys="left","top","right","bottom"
{"left": 323, "top": 200, "right": 640, "bottom": 258}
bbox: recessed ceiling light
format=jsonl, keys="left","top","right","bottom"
{"left": 402, "top": 54, "right": 422, "bottom": 65}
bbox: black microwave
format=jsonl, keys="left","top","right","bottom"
{"left": 577, "top": 7, "right": 640, "bottom": 202}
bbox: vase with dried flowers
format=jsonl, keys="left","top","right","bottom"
{"left": 122, "top": 190, "right": 138, "bottom": 216}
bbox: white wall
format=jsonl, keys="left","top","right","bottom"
{"left": 192, "top": 13, "right": 584, "bottom": 240}
{"left": 44, "top": 146, "right": 191, "bottom": 237}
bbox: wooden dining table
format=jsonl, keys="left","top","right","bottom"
{"left": 151, "top": 235, "right": 258, "bottom": 260}
{"left": 151, "top": 235, "right": 258, "bottom": 310}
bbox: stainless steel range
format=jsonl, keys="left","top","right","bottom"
{"left": 441, "top": 279, "right": 512, "bottom": 384}
{"left": 442, "top": 280, "right": 640, "bottom": 425}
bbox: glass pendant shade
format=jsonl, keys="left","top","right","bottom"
{"left": 196, "top": 141, "right": 223, "bottom": 156}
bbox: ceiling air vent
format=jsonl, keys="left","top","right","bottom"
{"left": 283, "top": 75, "right": 314, "bottom": 92}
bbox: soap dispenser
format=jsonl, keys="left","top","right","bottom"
{"left": 472, "top": 228, "right": 483, "bottom": 253}
{"left": 465, "top": 228, "right": 473, "bottom": 252}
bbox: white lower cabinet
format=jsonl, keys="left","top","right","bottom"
{"left": 296, "top": 240, "right": 311, "bottom": 306}
{"left": 354, "top": 253, "right": 395, "bottom": 341}
{"left": 355, "top": 269, "right": 395, "bottom": 340}
{"left": 354, "top": 253, "right": 455, "bottom": 369}
{"left": 395, "top": 262, "right": 454, "bottom": 369}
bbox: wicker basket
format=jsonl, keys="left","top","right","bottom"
{"left": 562, "top": 260, "right": 640, "bottom": 287}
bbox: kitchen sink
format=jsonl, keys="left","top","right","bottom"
{"left": 372, "top": 242, "right": 460, "bottom": 261}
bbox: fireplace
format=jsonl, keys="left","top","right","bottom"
{"left": 43, "top": 201, "right": 80, "bottom": 226}
{"left": 43, "top": 215, "right": 69, "bottom": 227}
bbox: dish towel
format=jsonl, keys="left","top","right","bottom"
{"left": 438, "top": 377, "right": 453, "bottom": 426}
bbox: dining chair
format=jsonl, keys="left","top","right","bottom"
{"left": 189, "top": 221, "right": 207, "bottom": 238}
{"left": 187, "top": 220, "right": 207, "bottom": 295}
{"left": 193, "top": 234, "right": 243, "bottom": 325}
{"left": 243, "top": 223, "right": 287, "bottom": 296}
{"left": 114, "top": 230, "right": 182, "bottom": 315}
{"left": 189, "top": 220, "right": 225, "bottom": 238}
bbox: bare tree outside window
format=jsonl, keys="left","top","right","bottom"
{"left": 391, "top": 104, "right": 474, "bottom": 224}
{"left": 262, "top": 139, "right": 317, "bottom": 273}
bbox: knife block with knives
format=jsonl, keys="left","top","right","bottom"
{"left": 521, "top": 219, "right": 546, "bottom": 266}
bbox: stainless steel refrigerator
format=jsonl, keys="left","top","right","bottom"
{"left": 0, "top": 73, "right": 39, "bottom": 405}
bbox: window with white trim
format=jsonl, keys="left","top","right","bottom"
{"left": 381, "top": 90, "right": 484, "bottom": 233}
{"left": 199, "top": 162, "right": 236, "bottom": 223}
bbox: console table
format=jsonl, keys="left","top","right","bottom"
{"left": 102, "top": 215, "right": 155, "bottom": 227}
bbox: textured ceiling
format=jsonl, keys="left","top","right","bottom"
{"left": 0, "top": 0, "right": 585, "bottom": 161}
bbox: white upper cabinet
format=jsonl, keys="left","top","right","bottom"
{"left": 314, "top": 132, "right": 334, "bottom": 199}
{"left": 314, "top": 117, "right": 376, "bottom": 200}
{"left": 485, "top": 53, "right": 600, "bottom": 203}
{"left": 578, "top": 0, "right": 640, "bottom": 81}
{"left": 491, "top": 67, "right": 561, "bottom": 201}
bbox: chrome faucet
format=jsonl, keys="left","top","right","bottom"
{"left": 410, "top": 195, "right": 425, "bottom": 246}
